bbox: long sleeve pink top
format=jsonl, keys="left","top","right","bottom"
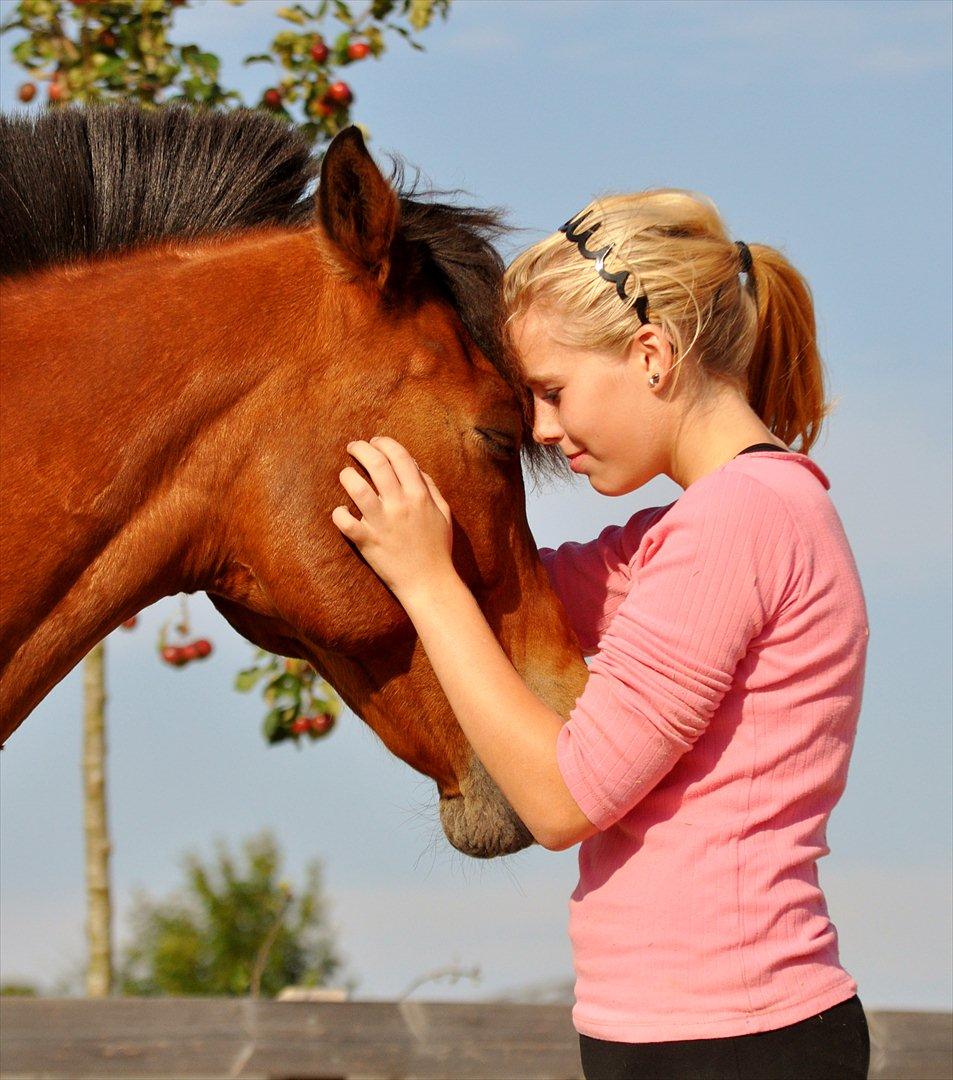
{"left": 539, "top": 450, "right": 868, "bottom": 1043}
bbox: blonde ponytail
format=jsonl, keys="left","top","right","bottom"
{"left": 745, "top": 245, "right": 829, "bottom": 452}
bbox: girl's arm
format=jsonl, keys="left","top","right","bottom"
{"left": 331, "top": 436, "right": 598, "bottom": 851}
{"left": 400, "top": 567, "right": 599, "bottom": 851}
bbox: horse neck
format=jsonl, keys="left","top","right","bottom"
{"left": 0, "top": 227, "right": 317, "bottom": 735}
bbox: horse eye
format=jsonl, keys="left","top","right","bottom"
{"left": 476, "top": 427, "right": 519, "bottom": 457}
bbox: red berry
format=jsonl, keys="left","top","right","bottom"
{"left": 180, "top": 642, "right": 200, "bottom": 661}
{"left": 161, "top": 646, "right": 179, "bottom": 665}
{"left": 48, "top": 81, "right": 66, "bottom": 103}
{"left": 263, "top": 88, "right": 282, "bottom": 110}
{"left": 347, "top": 42, "right": 370, "bottom": 61}
{"left": 121, "top": 617, "right": 137, "bottom": 630}
{"left": 310, "top": 39, "right": 329, "bottom": 63}
{"left": 18, "top": 83, "right": 36, "bottom": 103}
{"left": 326, "top": 81, "right": 353, "bottom": 106}
{"left": 291, "top": 718, "right": 310, "bottom": 735}
{"left": 98, "top": 30, "right": 117, "bottom": 49}
{"left": 193, "top": 638, "right": 212, "bottom": 658}
{"left": 311, "top": 713, "right": 334, "bottom": 734}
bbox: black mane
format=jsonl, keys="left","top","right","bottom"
{"left": 0, "top": 103, "right": 319, "bottom": 279}
{"left": 0, "top": 103, "right": 557, "bottom": 477}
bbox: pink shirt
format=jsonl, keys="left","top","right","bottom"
{"left": 540, "top": 451, "right": 868, "bottom": 1043}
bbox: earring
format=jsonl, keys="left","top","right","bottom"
{"left": 648, "top": 372, "right": 661, "bottom": 388}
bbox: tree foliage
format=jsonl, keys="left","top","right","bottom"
{"left": 2, "top": 0, "right": 450, "bottom": 144}
{"left": 118, "top": 831, "right": 347, "bottom": 997}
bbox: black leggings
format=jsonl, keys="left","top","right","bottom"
{"left": 579, "top": 994, "right": 870, "bottom": 1079}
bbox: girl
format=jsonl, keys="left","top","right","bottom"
{"left": 331, "top": 190, "right": 870, "bottom": 1079}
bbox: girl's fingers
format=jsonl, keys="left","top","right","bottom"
{"left": 421, "top": 471, "right": 452, "bottom": 522}
{"left": 369, "top": 436, "right": 430, "bottom": 497}
{"left": 330, "top": 504, "right": 366, "bottom": 540}
{"left": 346, "top": 440, "right": 401, "bottom": 501}
{"left": 339, "top": 466, "right": 381, "bottom": 517}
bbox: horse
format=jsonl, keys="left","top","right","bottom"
{"left": 0, "top": 103, "right": 588, "bottom": 858}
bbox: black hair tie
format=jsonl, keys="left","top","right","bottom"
{"left": 735, "top": 240, "right": 753, "bottom": 275}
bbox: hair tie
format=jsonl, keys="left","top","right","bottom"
{"left": 735, "top": 240, "right": 753, "bottom": 275}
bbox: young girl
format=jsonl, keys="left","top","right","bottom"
{"left": 331, "top": 190, "right": 870, "bottom": 1079}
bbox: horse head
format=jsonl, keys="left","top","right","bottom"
{"left": 206, "top": 128, "right": 588, "bottom": 857}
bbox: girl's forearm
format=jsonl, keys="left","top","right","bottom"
{"left": 399, "top": 570, "right": 596, "bottom": 850}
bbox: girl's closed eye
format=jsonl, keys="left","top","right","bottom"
{"left": 544, "top": 389, "right": 561, "bottom": 404}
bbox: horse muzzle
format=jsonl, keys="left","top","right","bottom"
{"left": 437, "top": 756, "right": 535, "bottom": 858}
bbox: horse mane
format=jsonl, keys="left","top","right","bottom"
{"left": 0, "top": 103, "right": 559, "bottom": 478}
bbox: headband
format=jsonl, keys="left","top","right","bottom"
{"left": 558, "top": 213, "right": 649, "bottom": 324}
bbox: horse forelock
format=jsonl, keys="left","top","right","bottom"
{"left": 389, "top": 169, "right": 560, "bottom": 479}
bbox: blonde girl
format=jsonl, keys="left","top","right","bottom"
{"left": 332, "top": 189, "right": 870, "bottom": 1079}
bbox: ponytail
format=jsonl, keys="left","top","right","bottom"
{"left": 745, "top": 245, "right": 829, "bottom": 453}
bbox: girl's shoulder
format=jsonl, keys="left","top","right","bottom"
{"left": 635, "top": 452, "right": 844, "bottom": 572}
{"left": 665, "top": 451, "right": 834, "bottom": 529}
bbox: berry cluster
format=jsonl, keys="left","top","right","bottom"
{"left": 290, "top": 713, "right": 336, "bottom": 739}
{"left": 261, "top": 29, "right": 376, "bottom": 122}
{"left": 161, "top": 639, "right": 213, "bottom": 667}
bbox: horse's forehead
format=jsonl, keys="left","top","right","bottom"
{"left": 391, "top": 301, "right": 512, "bottom": 386}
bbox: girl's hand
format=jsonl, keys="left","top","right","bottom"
{"left": 331, "top": 436, "right": 455, "bottom": 602}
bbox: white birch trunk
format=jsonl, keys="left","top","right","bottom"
{"left": 82, "top": 642, "right": 112, "bottom": 997}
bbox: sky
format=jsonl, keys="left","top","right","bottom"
{"left": 1, "top": 0, "right": 951, "bottom": 1010}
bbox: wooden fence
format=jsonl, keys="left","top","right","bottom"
{"left": 1, "top": 1000, "right": 950, "bottom": 1079}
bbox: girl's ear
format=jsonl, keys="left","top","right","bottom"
{"left": 316, "top": 126, "right": 399, "bottom": 286}
{"left": 627, "top": 323, "right": 676, "bottom": 379}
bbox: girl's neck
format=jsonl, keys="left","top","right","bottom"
{"left": 669, "top": 384, "right": 786, "bottom": 490}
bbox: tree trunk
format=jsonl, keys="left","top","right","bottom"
{"left": 82, "top": 642, "right": 112, "bottom": 997}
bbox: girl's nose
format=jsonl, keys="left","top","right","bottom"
{"left": 532, "top": 404, "right": 563, "bottom": 446}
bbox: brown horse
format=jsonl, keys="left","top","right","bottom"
{"left": 0, "top": 104, "right": 587, "bottom": 857}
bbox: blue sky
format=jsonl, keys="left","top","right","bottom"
{"left": 1, "top": 0, "right": 951, "bottom": 1008}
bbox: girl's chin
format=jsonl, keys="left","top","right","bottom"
{"left": 589, "top": 469, "right": 645, "bottom": 497}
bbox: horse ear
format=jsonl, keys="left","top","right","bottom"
{"left": 317, "top": 127, "right": 398, "bottom": 285}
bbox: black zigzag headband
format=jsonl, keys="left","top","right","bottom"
{"left": 558, "top": 212, "right": 650, "bottom": 325}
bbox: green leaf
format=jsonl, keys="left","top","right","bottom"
{"left": 197, "top": 51, "right": 219, "bottom": 74}
{"left": 96, "top": 57, "right": 124, "bottom": 78}
{"left": 332, "top": 0, "right": 353, "bottom": 26}
{"left": 263, "top": 709, "right": 288, "bottom": 742}
{"left": 269, "top": 673, "right": 301, "bottom": 695}
{"left": 408, "top": 0, "right": 435, "bottom": 30}
{"left": 276, "top": 5, "right": 307, "bottom": 23}
{"left": 234, "top": 667, "right": 266, "bottom": 693}
{"left": 11, "top": 39, "right": 34, "bottom": 63}
{"left": 243, "top": 53, "right": 275, "bottom": 65}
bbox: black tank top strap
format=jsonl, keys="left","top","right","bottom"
{"left": 734, "top": 442, "right": 791, "bottom": 457}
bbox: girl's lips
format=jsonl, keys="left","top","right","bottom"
{"left": 568, "top": 451, "right": 588, "bottom": 473}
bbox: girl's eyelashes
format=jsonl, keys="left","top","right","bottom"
{"left": 543, "top": 389, "right": 561, "bottom": 404}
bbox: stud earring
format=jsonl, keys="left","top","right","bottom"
{"left": 648, "top": 372, "right": 661, "bottom": 388}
